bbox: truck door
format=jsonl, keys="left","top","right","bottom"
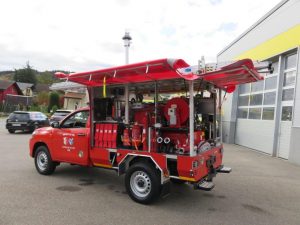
{"left": 52, "top": 110, "right": 90, "bottom": 165}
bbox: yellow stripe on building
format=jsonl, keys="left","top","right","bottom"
{"left": 235, "top": 24, "right": 300, "bottom": 60}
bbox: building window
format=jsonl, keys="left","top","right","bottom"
{"left": 251, "top": 80, "right": 264, "bottom": 92}
{"left": 283, "top": 71, "right": 296, "bottom": 87}
{"left": 281, "top": 106, "right": 293, "bottom": 121}
{"left": 237, "top": 58, "right": 278, "bottom": 120}
{"left": 237, "top": 51, "right": 297, "bottom": 121}
{"left": 262, "top": 107, "right": 275, "bottom": 120}
{"left": 238, "top": 95, "right": 249, "bottom": 106}
{"left": 238, "top": 108, "right": 248, "bottom": 118}
{"left": 285, "top": 53, "right": 297, "bottom": 70}
{"left": 265, "top": 76, "right": 277, "bottom": 90}
{"left": 264, "top": 92, "right": 276, "bottom": 105}
{"left": 280, "top": 52, "right": 296, "bottom": 122}
{"left": 282, "top": 88, "right": 294, "bottom": 101}
{"left": 249, "top": 108, "right": 262, "bottom": 119}
{"left": 250, "top": 93, "right": 263, "bottom": 106}
{"left": 239, "top": 83, "right": 250, "bottom": 94}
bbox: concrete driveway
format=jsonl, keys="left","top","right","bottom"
{"left": 0, "top": 118, "right": 300, "bottom": 225}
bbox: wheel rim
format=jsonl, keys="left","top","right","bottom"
{"left": 130, "top": 171, "right": 152, "bottom": 198}
{"left": 37, "top": 151, "right": 48, "bottom": 171}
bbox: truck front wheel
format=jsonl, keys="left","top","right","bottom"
{"left": 125, "top": 162, "right": 161, "bottom": 204}
{"left": 34, "top": 145, "right": 56, "bottom": 175}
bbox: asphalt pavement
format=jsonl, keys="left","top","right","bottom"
{"left": 0, "top": 118, "right": 300, "bottom": 225}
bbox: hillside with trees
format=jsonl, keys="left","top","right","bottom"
{"left": 0, "top": 62, "right": 71, "bottom": 114}
{"left": 0, "top": 62, "right": 70, "bottom": 86}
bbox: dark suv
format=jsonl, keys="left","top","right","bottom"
{"left": 6, "top": 111, "right": 49, "bottom": 133}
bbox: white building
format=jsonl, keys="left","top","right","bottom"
{"left": 50, "top": 81, "right": 89, "bottom": 110}
{"left": 218, "top": 0, "right": 300, "bottom": 165}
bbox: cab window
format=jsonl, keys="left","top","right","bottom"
{"left": 61, "top": 111, "right": 89, "bottom": 128}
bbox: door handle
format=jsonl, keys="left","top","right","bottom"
{"left": 77, "top": 133, "right": 86, "bottom": 136}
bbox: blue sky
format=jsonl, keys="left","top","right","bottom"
{"left": 0, "top": 0, "right": 281, "bottom": 72}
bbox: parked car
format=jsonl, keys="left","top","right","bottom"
{"left": 49, "top": 109, "right": 73, "bottom": 124}
{"left": 6, "top": 111, "right": 49, "bottom": 133}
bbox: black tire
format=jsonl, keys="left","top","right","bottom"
{"left": 34, "top": 145, "right": 56, "bottom": 175}
{"left": 125, "top": 162, "right": 161, "bottom": 204}
{"left": 8, "top": 129, "right": 15, "bottom": 134}
{"left": 170, "top": 178, "right": 186, "bottom": 184}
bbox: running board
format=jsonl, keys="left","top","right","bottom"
{"left": 217, "top": 165, "right": 232, "bottom": 173}
{"left": 194, "top": 181, "right": 215, "bottom": 191}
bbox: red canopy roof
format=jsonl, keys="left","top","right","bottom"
{"left": 55, "top": 58, "right": 263, "bottom": 93}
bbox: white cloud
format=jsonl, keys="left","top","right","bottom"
{"left": 0, "top": 0, "right": 281, "bottom": 71}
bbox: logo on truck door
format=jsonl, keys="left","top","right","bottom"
{"left": 63, "top": 137, "right": 74, "bottom": 146}
{"left": 62, "top": 133, "right": 75, "bottom": 151}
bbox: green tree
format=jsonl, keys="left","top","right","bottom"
{"left": 35, "top": 91, "right": 49, "bottom": 106}
{"left": 14, "top": 62, "right": 37, "bottom": 86}
{"left": 37, "top": 71, "right": 56, "bottom": 84}
{"left": 48, "top": 92, "right": 60, "bottom": 112}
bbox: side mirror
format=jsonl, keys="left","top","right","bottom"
{"left": 51, "top": 121, "right": 60, "bottom": 128}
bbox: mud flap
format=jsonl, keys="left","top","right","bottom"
{"left": 160, "top": 181, "right": 171, "bottom": 198}
{"left": 206, "top": 155, "right": 217, "bottom": 182}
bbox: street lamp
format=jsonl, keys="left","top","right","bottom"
{"left": 122, "top": 31, "right": 132, "bottom": 64}
{"left": 122, "top": 31, "right": 132, "bottom": 124}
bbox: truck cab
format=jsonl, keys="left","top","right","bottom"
{"left": 30, "top": 58, "right": 270, "bottom": 204}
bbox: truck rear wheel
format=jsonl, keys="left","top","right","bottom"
{"left": 125, "top": 162, "right": 161, "bottom": 204}
{"left": 34, "top": 145, "right": 56, "bottom": 175}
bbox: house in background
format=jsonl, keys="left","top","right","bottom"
{"left": 16, "top": 82, "right": 34, "bottom": 96}
{"left": 50, "top": 81, "right": 88, "bottom": 110}
{"left": 63, "top": 92, "right": 86, "bottom": 110}
{"left": 0, "top": 80, "right": 33, "bottom": 112}
{"left": 0, "top": 80, "right": 23, "bottom": 103}
{"left": 34, "top": 83, "right": 50, "bottom": 94}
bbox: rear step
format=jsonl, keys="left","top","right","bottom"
{"left": 217, "top": 165, "right": 232, "bottom": 173}
{"left": 194, "top": 181, "right": 215, "bottom": 191}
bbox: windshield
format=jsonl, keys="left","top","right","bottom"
{"left": 9, "top": 113, "right": 30, "bottom": 121}
{"left": 30, "top": 112, "right": 47, "bottom": 120}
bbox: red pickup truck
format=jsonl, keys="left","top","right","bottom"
{"left": 29, "top": 58, "right": 269, "bottom": 204}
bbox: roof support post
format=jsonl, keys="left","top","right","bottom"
{"left": 154, "top": 81, "right": 158, "bottom": 123}
{"left": 189, "top": 80, "right": 195, "bottom": 157}
{"left": 89, "top": 87, "right": 95, "bottom": 148}
{"left": 125, "top": 84, "right": 129, "bottom": 124}
{"left": 213, "top": 91, "right": 217, "bottom": 140}
{"left": 218, "top": 89, "right": 223, "bottom": 143}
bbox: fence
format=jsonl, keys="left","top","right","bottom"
{"left": 0, "top": 94, "right": 33, "bottom": 114}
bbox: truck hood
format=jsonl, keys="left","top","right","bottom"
{"left": 33, "top": 126, "right": 53, "bottom": 135}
